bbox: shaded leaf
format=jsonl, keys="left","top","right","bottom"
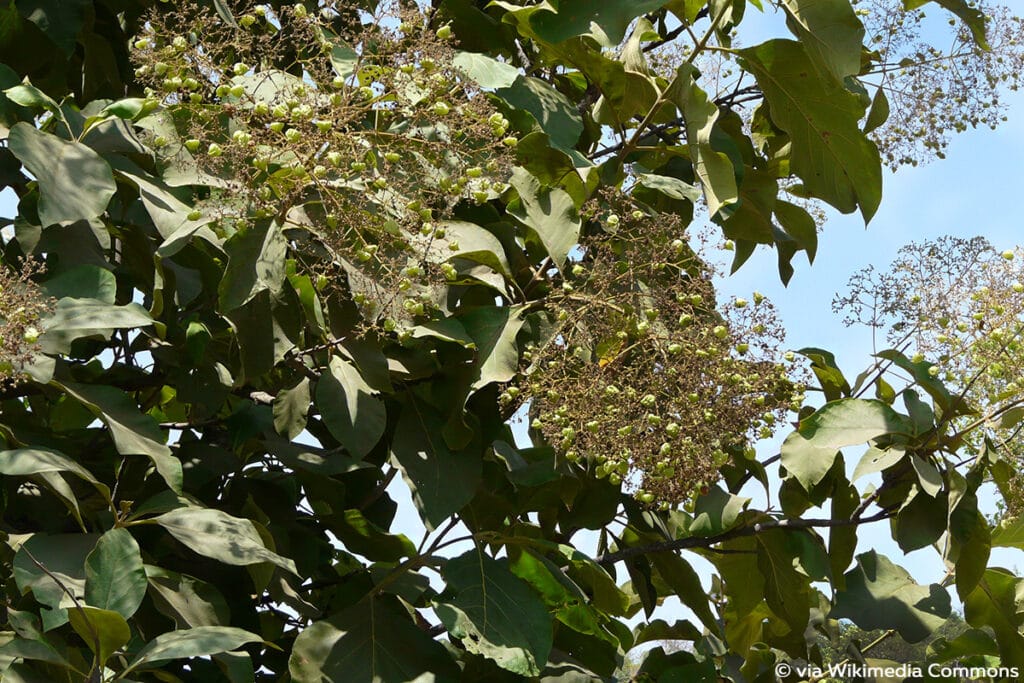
{"left": 124, "top": 626, "right": 263, "bottom": 675}
{"left": 437, "top": 548, "right": 553, "bottom": 676}
{"left": 84, "top": 528, "right": 146, "bottom": 619}
{"left": 739, "top": 40, "right": 882, "bottom": 221}
{"left": 68, "top": 606, "right": 130, "bottom": 667}
{"left": 153, "top": 507, "right": 297, "bottom": 575}
{"left": 390, "top": 395, "right": 481, "bottom": 530}
{"left": 509, "top": 167, "right": 580, "bottom": 270}
{"left": 832, "top": 551, "right": 951, "bottom": 643}
{"left": 8, "top": 122, "right": 115, "bottom": 225}
{"left": 289, "top": 597, "right": 459, "bottom": 682}
{"left": 316, "top": 356, "right": 385, "bottom": 459}
{"left": 781, "top": 399, "right": 913, "bottom": 490}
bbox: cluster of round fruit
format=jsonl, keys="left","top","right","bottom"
{"left": 133, "top": 1, "right": 514, "bottom": 331}
{"left": 514, "top": 205, "right": 800, "bottom": 506}
{"left": 0, "top": 260, "right": 49, "bottom": 387}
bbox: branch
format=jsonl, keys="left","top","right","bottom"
{"left": 595, "top": 508, "right": 896, "bottom": 565}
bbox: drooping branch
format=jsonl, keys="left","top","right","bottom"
{"left": 595, "top": 507, "right": 896, "bottom": 565}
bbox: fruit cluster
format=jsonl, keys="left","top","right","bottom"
{"left": 133, "top": 1, "right": 513, "bottom": 330}
{"left": 0, "top": 259, "right": 50, "bottom": 387}
{"left": 514, "top": 199, "right": 801, "bottom": 506}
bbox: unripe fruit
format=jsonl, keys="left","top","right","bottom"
{"left": 326, "top": 151, "right": 343, "bottom": 167}
{"left": 285, "top": 128, "right": 301, "bottom": 143}
{"left": 433, "top": 101, "right": 450, "bottom": 116}
{"left": 678, "top": 314, "right": 693, "bottom": 327}
{"left": 713, "top": 325, "right": 728, "bottom": 339}
{"left": 1004, "top": 250, "right": 1016, "bottom": 260}
{"left": 734, "top": 298, "right": 748, "bottom": 308}
{"left": 665, "top": 423, "right": 681, "bottom": 437}
{"left": 606, "top": 214, "right": 620, "bottom": 227}
{"left": 724, "top": 240, "right": 735, "bottom": 251}
{"left": 187, "top": 210, "right": 202, "bottom": 221}
{"left": 502, "top": 136, "right": 518, "bottom": 147}
{"left": 436, "top": 24, "right": 453, "bottom": 40}
{"left": 172, "top": 36, "right": 188, "bottom": 50}
{"left": 22, "top": 326, "right": 39, "bottom": 343}
{"left": 640, "top": 394, "right": 656, "bottom": 408}
{"left": 207, "top": 142, "right": 223, "bottom": 157}
{"left": 385, "top": 152, "right": 401, "bottom": 163}
{"left": 668, "top": 343, "right": 683, "bottom": 354}
{"left": 233, "top": 62, "right": 249, "bottom": 75}
{"left": 134, "top": 38, "right": 151, "bottom": 49}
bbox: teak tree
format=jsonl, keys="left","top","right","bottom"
{"left": 0, "top": 0, "right": 1023, "bottom": 681}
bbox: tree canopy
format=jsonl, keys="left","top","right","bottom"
{"left": 1, "top": 0, "right": 1023, "bottom": 681}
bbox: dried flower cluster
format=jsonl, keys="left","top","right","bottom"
{"left": 836, "top": 236, "right": 1024, "bottom": 512}
{"left": 133, "top": 1, "right": 513, "bottom": 329}
{"left": 513, "top": 200, "right": 800, "bottom": 506}
{"left": 858, "top": 0, "right": 1024, "bottom": 168}
{"left": 0, "top": 260, "right": 49, "bottom": 387}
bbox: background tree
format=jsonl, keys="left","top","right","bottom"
{"left": 0, "top": 1, "right": 1023, "bottom": 681}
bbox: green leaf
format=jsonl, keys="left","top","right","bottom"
{"left": 528, "top": 0, "right": 667, "bottom": 45}
{"left": 781, "top": 399, "right": 913, "bottom": 490}
{"left": 865, "top": 87, "right": 890, "bottom": 133}
{"left": 667, "top": 64, "right": 738, "bottom": 218}
{"left": 497, "top": 77, "right": 582, "bottom": 153}
{"left": 41, "top": 265, "right": 116, "bottom": 303}
{"left": 273, "top": 378, "right": 311, "bottom": 440}
{"left": 332, "top": 509, "right": 416, "bottom": 562}
{"left": 798, "top": 347, "right": 851, "bottom": 401}
{"left": 904, "top": 0, "right": 988, "bottom": 49}
{"left": 649, "top": 553, "right": 718, "bottom": 634}
{"left": 739, "top": 40, "right": 882, "bottom": 221}
{"left": 84, "top": 528, "right": 147, "bottom": 619}
{"left": 437, "top": 548, "right": 553, "bottom": 676}
{"left": 852, "top": 446, "right": 906, "bottom": 481}
{"left": 320, "top": 27, "right": 357, "bottom": 80}
{"left": 635, "top": 173, "right": 701, "bottom": 204}
{"left": 219, "top": 220, "right": 288, "bottom": 312}
{"left": 990, "top": 514, "right": 1024, "bottom": 549}
{"left": 509, "top": 167, "right": 581, "bottom": 270}
{"left": 779, "top": 0, "right": 864, "bottom": 80}
{"left": 289, "top": 597, "right": 460, "bottom": 682}
{"left": 875, "top": 349, "right": 960, "bottom": 415}
{"left": 0, "top": 636, "right": 71, "bottom": 668}
{"left": 390, "top": 395, "right": 481, "bottom": 530}
{"left": 927, "top": 628, "right": 999, "bottom": 663}
{"left": 0, "top": 447, "right": 110, "bottom": 501}
{"left": 453, "top": 51, "right": 519, "bottom": 89}
{"left": 894, "top": 489, "right": 947, "bottom": 552}
{"left": 13, "top": 533, "right": 97, "bottom": 631}
{"left": 59, "top": 380, "right": 182, "bottom": 494}
{"left": 18, "top": 0, "right": 89, "bottom": 55}
{"left": 414, "top": 220, "right": 513, "bottom": 279}
{"left": 123, "top": 626, "right": 263, "bottom": 675}
{"left": 4, "top": 82, "right": 59, "bottom": 113}
{"left": 962, "top": 569, "right": 1024, "bottom": 668}
{"left": 44, "top": 298, "right": 152, "bottom": 333}
{"left": 832, "top": 551, "right": 951, "bottom": 643}
{"left": 458, "top": 305, "right": 527, "bottom": 390}
{"left": 153, "top": 507, "right": 298, "bottom": 575}
{"left": 68, "top": 606, "right": 130, "bottom": 667}
{"left": 8, "top": 122, "right": 115, "bottom": 225}
{"left": 145, "top": 565, "right": 231, "bottom": 628}
{"left": 316, "top": 356, "right": 386, "bottom": 459}
{"left": 755, "top": 528, "right": 828, "bottom": 631}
